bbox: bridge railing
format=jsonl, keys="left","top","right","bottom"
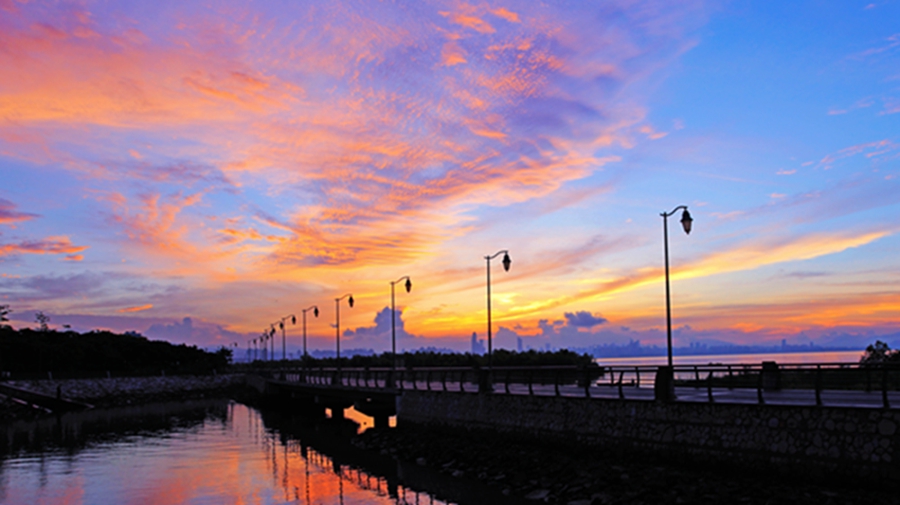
{"left": 266, "top": 365, "right": 604, "bottom": 395}
{"left": 258, "top": 362, "right": 900, "bottom": 408}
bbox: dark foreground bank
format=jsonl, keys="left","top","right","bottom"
{"left": 0, "top": 374, "right": 248, "bottom": 421}
{"left": 353, "top": 424, "right": 899, "bottom": 505}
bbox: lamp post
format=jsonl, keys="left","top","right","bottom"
{"left": 390, "top": 276, "right": 412, "bottom": 371}
{"left": 484, "top": 250, "right": 511, "bottom": 373}
{"left": 274, "top": 314, "right": 296, "bottom": 361}
{"left": 300, "top": 305, "right": 319, "bottom": 359}
{"left": 661, "top": 205, "right": 693, "bottom": 368}
{"left": 334, "top": 294, "right": 354, "bottom": 375}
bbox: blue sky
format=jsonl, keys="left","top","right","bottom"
{"left": 1, "top": 0, "right": 898, "bottom": 354}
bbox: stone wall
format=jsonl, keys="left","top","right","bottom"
{"left": 7, "top": 374, "right": 245, "bottom": 405}
{"left": 398, "top": 391, "right": 900, "bottom": 481}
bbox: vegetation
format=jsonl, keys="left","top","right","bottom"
{"left": 859, "top": 340, "right": 900, "bottom": 364}
{"left": 0, "top": 326, "right": 232, "bottom": 377}
{"left": 249, "top": 348, "right": 595, "bottom": 369}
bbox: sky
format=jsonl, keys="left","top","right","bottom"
{"left": 1, "top": 0, "right": 899, "bottom": 356}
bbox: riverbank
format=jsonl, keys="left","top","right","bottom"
{"left": 0, "top": 374, "right": 247, "bottom": 421}
{"left": 354, "top": 424, "right": 897, "bottom": 505}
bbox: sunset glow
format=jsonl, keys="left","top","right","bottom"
{"left": 2, "top": 1, "right": 898, "bottom": 354}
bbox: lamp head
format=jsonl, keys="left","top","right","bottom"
{"left": 348, "top": 295, "right": 354, "bottom": 308}
{"left": 313, "top": 307, "right": 319, "bottom": 318}
{"left": 680, "top": 209, "right": 693, "bottom": 235}
{"left": 405, "top": 278, "right": 412, "bottom": 293}
{"left": 279, "top": 321, "right": 284, "bottom": 330}
{"left": 502, "top": 252, "right": 511, "bottom": 272}
{"left": 291, "top": 315, "right": 296, "bottom": 325}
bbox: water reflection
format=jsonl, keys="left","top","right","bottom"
{"left": 0, "top": 400, "right": 520, "bottom": 505}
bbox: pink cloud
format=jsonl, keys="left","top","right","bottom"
{"left": 0, "top": 198, "right": 38, "bottom": 225}
{"left": 0, "top": 236, "right": 87, "bottom": 257}
{"left": 119, "top": 304, "right": 153, "bottom": 313}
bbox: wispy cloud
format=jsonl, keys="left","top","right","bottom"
{"left": 0, "top": 236, "right": 86, "bottom": 258}
{"left": 855, "top": 33, "right": 900, "bottom": 59}
{"left": 119, "top": 304, "right": 153, "bottom": 313}
{"left": 816, "top": 139, "right": 899, "bottom": 170}
{"left": 0, "top": 198, "right": 38, "bottom": 225}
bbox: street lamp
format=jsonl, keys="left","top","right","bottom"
{"left": 390, "top": 276, "right": 412, "bottom": 371}
{"left": 274, "top": 314, "right": 296, "bottom": 361}
{"left": 334, "top": 293, "right": 354, "bottom": 374}
{"left": 661, "top": 205, "right": 693, "bottom": 368}
{"left": 484, "top": 250, "right": 511, "bottom": 372}
{"left": 300, "top": 305, "right": 319, "bottom": 358}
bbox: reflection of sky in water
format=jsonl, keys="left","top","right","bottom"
{"left": 0, "top": 403, "right": 435, "bottom": 505}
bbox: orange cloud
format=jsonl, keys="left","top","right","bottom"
{"left": 0, "top": 198, "right": 38, "bottom": 225}
{"left": 416, "top": 227, "right": 895, "bottom": 334}
{"left": 0, "top": 1, "right": 722, "bottom": 338}
{"left": 119, "top": 304, "right": 153, "bottom": 313}
{"left": 0, "top": 236, "right": 87, "bottom": 257}
{"left": 441, "top": 11, "right": 496, "bottom": 34}
{"left": 491, "top": 8, "right": 521, "bottom": 23}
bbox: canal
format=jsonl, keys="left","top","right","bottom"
{"left": 0, "top": 399, "right": 522, "bottom": 505}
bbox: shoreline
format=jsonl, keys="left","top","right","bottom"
{"left": 0, "top": 374, "right": 247, "bottom": 421}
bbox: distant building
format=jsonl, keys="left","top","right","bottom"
{"left": 471, "top": 332, "right": 486, "bottom": 355}
{"left": 517, "top": 337, "right": 523, "bottom": 352}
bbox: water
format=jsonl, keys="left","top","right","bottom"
{"left": 0, "top": 400, "right": 520, "bottom": 505}
{"left": 594, "top": 350, "right": 863, "bottom": 367}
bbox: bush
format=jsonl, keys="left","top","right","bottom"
{"left": 860, "top": 340, "right": 900, "bottom": 365}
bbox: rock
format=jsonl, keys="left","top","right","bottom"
{"left": 524, "top": 489, "right": 550, "bottom": 500}
{"left": 452, "top": 470, "right": 464, "bottom": 478}
{"left": 590, "top": 492, "right": 612, "bottom": 504}
{"left": 877, "top": 419, "right": 896, "bottom": 436}
{"left": 416, "top": 457, "right": 427, "bottom": 466}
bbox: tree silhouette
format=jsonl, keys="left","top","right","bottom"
{"left": 0, "top": 305, "right": 10, "bottom": 328}
{"left": 861, "top": 340, "right": 899, "bottom": 364}
{"left": 34, "top": 311, "right": 50, "bottom": 332}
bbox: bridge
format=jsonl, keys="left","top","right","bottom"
{"left": 252, "top": 361, "right": 900, "bottom": 427}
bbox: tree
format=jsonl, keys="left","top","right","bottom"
{"left": 34, "top": 311, "right": 50, "bottom": 332}
{"left": 860, "top": 340, "right": 899, "bottom": 364}
{"left": 0, "top": 305, "right": 10, "bottom": 328}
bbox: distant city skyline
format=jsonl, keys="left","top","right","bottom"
{"left": 2, "top": 1, "right": 898, "bottom": 352}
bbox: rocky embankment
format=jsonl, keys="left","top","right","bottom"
{"left": 354, "top": 424, "right": 897, "bottom": 505}
{"left": 1, "top": 374, "right": 246, "bottom": 418}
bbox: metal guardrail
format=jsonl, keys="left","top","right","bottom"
{"left": 259, "top": 362, "right": 900, "bottom": 409}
